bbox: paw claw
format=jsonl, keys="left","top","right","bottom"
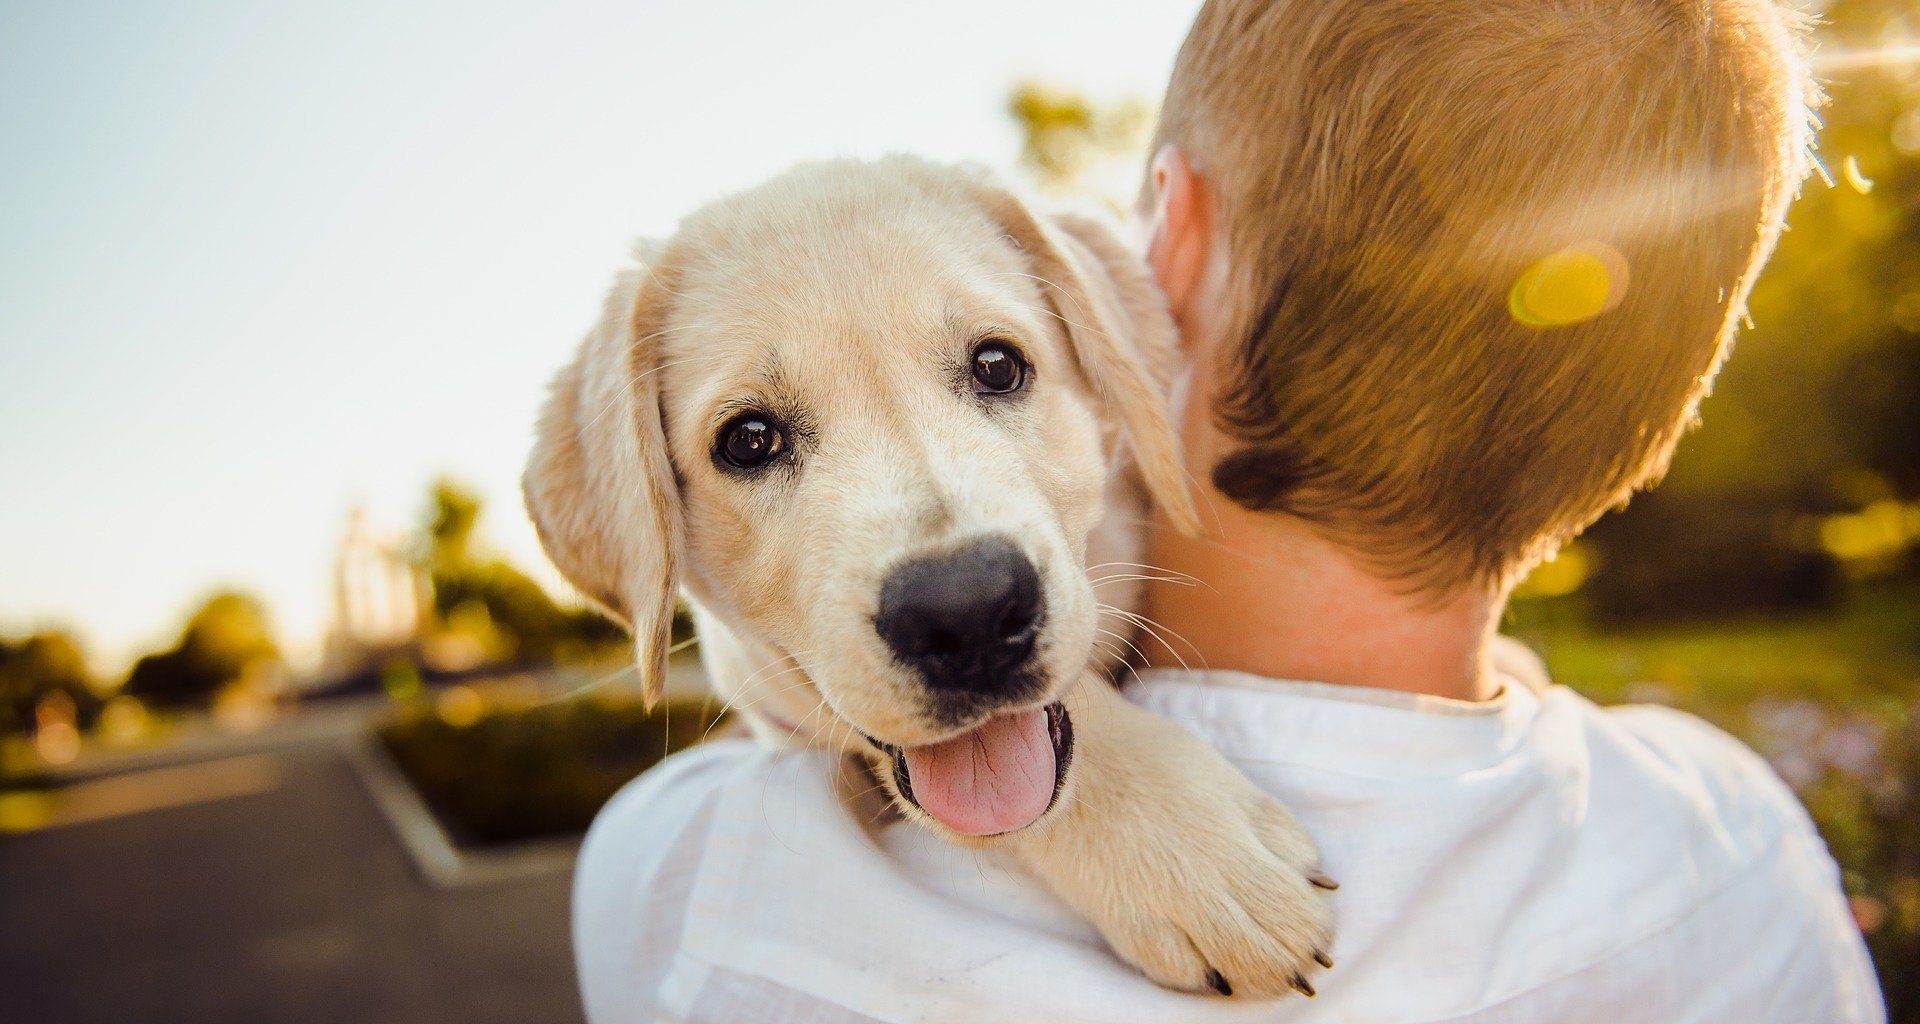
{"left": 1056, "top": 761, "right": 1339, "bottom": 998}
{"left": 1314, "top": 949, "right": 1334, "bottom": 969}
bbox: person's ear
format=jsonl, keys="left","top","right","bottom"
{"left": 1144, "top": 145, "right": 1215, "bottom": 339}
{"left": 523, "top": 249, "right": 684, "bottom": 706}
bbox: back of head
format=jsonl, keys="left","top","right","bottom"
{"left": 1154, "top": 0, "right": 1818, "bottom": 591}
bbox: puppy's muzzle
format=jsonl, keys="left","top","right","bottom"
{"left": 874, "top": 535, "right": 1044, "bottom": 703}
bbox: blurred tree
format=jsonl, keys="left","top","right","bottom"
{"left": 426, "top": 479, "right": 481, "bottom": 571}
{"left": 416, "top": 478, "right": 626, "bottom": 668}
{"left": 1582, "top": 0, "right": 1920, "bottom": 616}
{"left": 124, "top": 592, "right": 279, "bottom": 709}
{"left": 1008, "top": 81, "right": 1154, "bottom": 205}
{"left": 1671, "top": 0, "right": 1920, "bottom": 500}
{"left": 1584, "top": 486, "right": 1845, "bottom": 625}
{"left": 0, "top": 630, "right": 103, "bottom": 737}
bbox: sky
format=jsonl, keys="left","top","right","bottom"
{"left": 0, "top": 0, "right": 1203, "bottom": 670}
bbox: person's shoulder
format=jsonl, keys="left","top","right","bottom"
{"left": 1579, "top": 695, "right": 1819, "bottom": 843}
{"left": 1568, "top": 698, "right": 1885, "bottom": 1020}
{"left": 1599, "top": 700, "right": 1781, "bottom": 780}
{"left": 1517, "top": 678, "right": 1844, "bottom": 906}
{"left": 572, "top": 739, "right": 843, "bottom": 1023}
{"left": 1497, "top": 632, "right": 1815, "bottom": 854}
{"left": 572, "top": 738, "right": 764, "bottom": 947}
{"left": 1542, "top": 690, "right": 1862, "bottom": 945}
{"left": 584, "top": 738, "right": 767, "bottom": 854}
{"left": 577, "top": 738, "right": 838, "bottom": 901}
{"left": 1521, "top": 675, "right": 1824, "bottom": 863}
{"left": 1473, "top": 662, "right": 1882, "bottom": 1019}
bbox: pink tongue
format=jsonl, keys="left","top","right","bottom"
{"left": 901, "top": 708, "right": 1055, "bottom": 836}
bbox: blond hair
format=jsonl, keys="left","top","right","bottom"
{"left": 1152, "top": 0, "right": 1818, "bottom": 590}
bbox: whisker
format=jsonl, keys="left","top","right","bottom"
{"left": 578, "top": 346, "right": 723, "bottom": 433}
{"left": 1102, "top": 604, "right": 1205, "bottom": 672}
{"left": 988, "top": 271, "right": 1112, "bottom": 339}
{"left": 715, "top": 655, "right": 819, "bottom": 730}
{"left": 697, "top": 670, "right": 818, "bottom": 744}
{"left": 1088, "top": 573, "right": 1197, "bottom": 589}
{"left": 692, "top": 646, "right": 817, "bottom": 739}
{"left": 535, "top": 661, "right": 638, "bottom": 707}
{"left": 1095, "top": 625, "right": 1153, "bottom": 669}
{"left": 1085, "top": 560, "right": 1202, "bottom": 584}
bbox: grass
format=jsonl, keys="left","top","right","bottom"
{"left": 1509, "top": 579, "right": 1920, "bottom": 724}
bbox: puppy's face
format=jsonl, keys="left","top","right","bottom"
{"left": 525, "top": 159, "right": 1195, "bottom": 833}
{"left": 659, "top": 168, "right": 1109, "bottom": 745}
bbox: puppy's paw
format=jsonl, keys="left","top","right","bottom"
{"left": 1094, "top": 785, "right": 1335, "bottom": 998}
{"left": 1007, "top": 676, "right": 1337, "bottom": 998}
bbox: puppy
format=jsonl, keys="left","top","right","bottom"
{"left": 525, "top": 156, "right": 1334, "bottom": 996}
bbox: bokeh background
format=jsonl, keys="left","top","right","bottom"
{"left": 3, "top": 1, "right": 1917, "bottom": 1021}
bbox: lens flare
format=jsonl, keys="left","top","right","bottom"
{"left": 1509, "top": 243, "right": 1629, "bottom": 328}
{"left": 1894, "top": 108, "right": 1920, "bottom": 155}
{"left": 1812, "top": 43, "right": 1920, "bottom": 72}
{"left": 1843, "top": 155, "right": 1875, "bottom": 194}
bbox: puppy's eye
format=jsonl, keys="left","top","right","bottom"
{"left": 970, "top": 340, "right": 1027, "bottom": 395}
{"left": 716, "top": 413, "right": 786, "bottom": 470}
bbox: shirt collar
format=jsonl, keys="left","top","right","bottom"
{"left": 1125, "top": 666, "right": 1546, "bottom": 780}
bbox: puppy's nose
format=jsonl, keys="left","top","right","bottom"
{"left": 875, "top": 536, "right": 1043, "bottom": 695}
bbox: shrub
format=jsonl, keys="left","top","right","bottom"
{"left": 378, "top": 691, "right": 727, "bottom": 847}
{"left": 1583, "top": 488, "right": 1841, "bottom": 626}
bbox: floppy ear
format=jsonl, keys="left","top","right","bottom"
{"left": 970, "top": 183, "right": 1202, "bottom": 536}
{"left": 523, "top": 255, "right": 684, "bottom": 705}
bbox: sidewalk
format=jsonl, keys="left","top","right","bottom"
{"left": 0, "top": 696, "right": 587, "bottom": 1023}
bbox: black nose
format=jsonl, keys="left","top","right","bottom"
{"left": 874, "top": 536, "right": 1044, "bottom": 696}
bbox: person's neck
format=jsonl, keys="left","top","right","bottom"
{"left": 1137, "top": 502, "right": 1505, "bottom": 702}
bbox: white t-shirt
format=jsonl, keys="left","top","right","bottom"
{"left": 572, "top": 645, "right": 1885, "bottom": 1023}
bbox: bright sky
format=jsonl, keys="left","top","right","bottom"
{"left": 0, "top": 0, "right": 1202, "bottom": 671}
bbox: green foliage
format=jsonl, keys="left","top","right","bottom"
{"left": 378, "top": 692, "right": 726, "bottom": 846}
{"left": 1008, "top": 81, "right": 1154, "bottom": 203}
{"left": 0, "top": 631, "right": 101, "bottom": 737}
{"left": 425, "top": 478, "right": 483, "bottom": 570}
{"left": 1673, "top": 0, "right": 1920, "bottom": 502}
{"left": 1582, "top": 487, "right": 1844, "bottom": 624}
{"left": 416, "top": 477, "right": 627, "bottom": 666}
{"left": 123, "top": 591, "right": 279, "bottom": 709}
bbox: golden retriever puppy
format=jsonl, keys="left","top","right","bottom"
{"left": 524, "top": 156, "right": 1334, "bottom": 996}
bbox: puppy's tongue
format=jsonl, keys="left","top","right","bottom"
{"left": 901, "top": 708, "right": 1054, "bottom": 836}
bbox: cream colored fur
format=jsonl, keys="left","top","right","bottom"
{"left": 525, "top": 156, "right": 1334, "bottom": 996}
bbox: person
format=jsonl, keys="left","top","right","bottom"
{"left": 571, "top": 0, "right": 1887, "bottom": 1020}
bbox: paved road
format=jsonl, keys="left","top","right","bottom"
{"left": 0, "top": 741, "right": 584, "bottom": 1024}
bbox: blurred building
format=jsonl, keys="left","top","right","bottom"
{"left": 321, "top": 507, "right": 427, "bottom": 679}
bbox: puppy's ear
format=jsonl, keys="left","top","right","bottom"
{"left": 524, "top": 257, "right": 684, "bottom": 705}
{"left": 973, "top": 184, "right": 1203, "bottom": 536}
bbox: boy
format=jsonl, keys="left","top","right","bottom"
{"left": 573, "top": 0, "right": 1885, "bottom": 1019}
